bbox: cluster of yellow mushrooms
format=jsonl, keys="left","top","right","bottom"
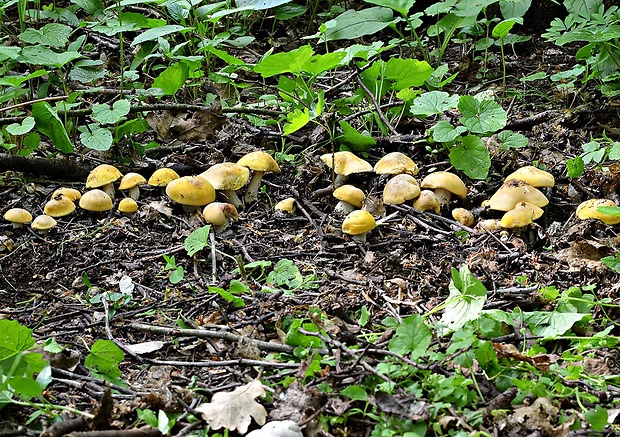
{"left": 2, "top": 151, "right": 281, "bottom": 234}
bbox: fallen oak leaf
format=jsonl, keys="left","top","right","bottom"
{"left": 195, "top": 379, "right": 267, "bottom": 433}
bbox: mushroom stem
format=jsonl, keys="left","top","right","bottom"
{"left": 223, "top": 190, "right": 243, "bottom": 209}
{"left": 102, "top": 183, "right": 116, "bottom": 199}
{"left": 434, "top": 188, "right": 453, "bottom": 206}
{"left": 127, "top": 186, "right": 140, "bottom": 200}
{"left": 334, "top": 174, "right": 349, "bottom": 188}
{"left": 182, "top": 204, "right": 199, "bottom": 213}
{"left": 352, "top": 233, "right": 367, "bottom": 243}
{"left": 244, "top": 171, "right": 264, "bottom": 204}
{"left": 334, "top": 200, "right": 357, "bottom": 215}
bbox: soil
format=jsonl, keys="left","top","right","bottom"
{"left": 2, "top": 17, "right": 620, "bottom": 437}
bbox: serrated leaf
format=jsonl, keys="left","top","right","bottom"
{"left": 19, "top": 23, "right": 72, "bottom": 48}
{"left": 80, "top": 126, "right": 113, "bottom": 151}
{"left": 0, "top": 320, "right": 36, "bottom": 360}
{"left": 91, "top": 100, "right": 131, "bottom": 125}
{"left": 323, "top": 7, "right": 394, "bottom": 41}
{"left": 459, "top": 95, "right": 507, "bottom": 134}
{"left": 31, "top": 102, "right": 74, "bottom": 153}
{"left": 411, "top": 91, "right": 460, "bottom": 117}
{"left": 449, "top": 134, "right": 490, "bottom": 180}
{"left": 254, "top": 45, "right": 314, "bottom": 78}
{"left": 585, "top": 406, "right": 609, "bottom": 432}
{"left": 266, "top": 259, "right": 302, "bottom": 289}
{"left": 388, "top": 314, "right": 431, "bottom": 359}
{"left": 566, "top": 156, "right": 584, "bottom": 178}
{"left": 440, "top": 264, "right": 487, "bottom": 331}
{"left": 84, "top": 339, "right": 124, "bottom": 380}
{"left": 185, "top": 225, "right": 211, "bottom": 256}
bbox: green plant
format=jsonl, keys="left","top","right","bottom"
{"left": 84, "top": 339, "right": 126, "bottom": 386}
{"left": 565, "top": 132, "right": 620, "bottom": 178}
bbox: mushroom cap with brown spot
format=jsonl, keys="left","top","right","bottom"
{"left": 166, "top": 176, "right": 216, "bottom": 207}
{"left": 274, "top": 197, "right": 296, "bottom": 214}
{"left": 452, "top": 208, "right": 475, "bottom": 227}
{"left": 333, "top": 185, "right": 365, "bottom": 208}
{"left": 237, "top": 151, "right": 281, "bottom": 173}
{"left": 79, "top": 189, "right": 113, "bottom": 212}
{"left": 413, "top": 190, "right": 441, "bottom": 213}
{"left": 505, "top": 166, "right": 555, "bottom": 188}
{"left": 4, "top": 208, "right": 32, "bottom": 224}
{"left": 420, "top": 171, "right": 467, "bottom": 198}
{"left": 320, "top": 151, "right": 372, "bottom": 176}
{"left": 486, "top": 179, "right": 548, "bottom": 211}
{"left": 576, "top": 199, "right": 620, "bottom": 225}
{"left": 148, "top": 168, "right": 180, "bottom": 187}
{"left": 119, "top": 173, "right": 147, "bottom": 190}
{"left": 32, "top": 215, "right": 57, "bottom": 231}
{"left": 383, "top": 174, "right": 420, "bottom": 205}
{"left": 202, "top": 202, "right": 239, "bottom": 226}
{"left": 199, "top": 163, "right": 250, "bottom": 190}
{"left": 52, "top": 187, "right": 81, "bottom": 201}
{"left": 118, "top": 198, "right": 138, "bottom": 214}
{"left": 374, "top": 152, "right": 419, "bottom": 175}
{"left": 86, "top": 164, "right": 122, "bottom": 189}
{"left": 499, "top": 201, "right": 544, "bottom": 229}
{"left": 342, "top": 210, "right": 376, "bottom": 236}
{"left": 44, "top": 195, "right": 76, "bottom": 217}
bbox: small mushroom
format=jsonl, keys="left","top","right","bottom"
{"left": 420, "top": 171, "right": 467, "bottom": 207}
{"left": 118, "top": 173, "right": 147, "bottom": 200}
{"left": 576, "top": 199, "right": 620, "bottom": 225}
{"left": 382, "top": 174, "right": 420, "bottom": 205}
{"left": 274, "top": 198, "right": 296, "bottom": 215}
{"left": 476, "top": 219, "right": 500, "bottom": 232}
{"left": 118, "top": 198, "right": 139, "bottom": 215}
{"left": 200, "top": 162, "right": 250, "bottom": 209}
{"left": 44, "top": 195, "right": 76, "bottom": 218}
{"left": 31, "top": 215, "right": 57, "bottom": 233}
{"left": 4, "top": 208, "right": 32, "bottom": 227}
{"left": 237, "top": 151, "right": 281, "bottom": 204}
{"left": 79, "top": 189, "right": 113, "bottom": 212}
{"left": 333, "top": 185, "right": 365, "bottom": 214}
{"left": 202, "top": 202, "right": 239, "bottom": 233}
{"left": 485, "top": 179, "right": 548, "bottom": 211}
{"left": 342, "top": 209, "right": 376, "bottom": 242}
{"left": 374, "top": 152, "right": 419, "bottom": 176}
{"left": 51, "top": 187, "right": 81, "bottom": 201}
{"left": 148, "top": 168, "right": 180, "bottom": 187}
{"left": 320, "top": 151, "right": 373, "bottom": 187}
{"left": 166, "top": 175, "right": 215, "bottom": 212}
{"left": 452, "top": 208, "right": 475, "bottom": 227}
{"left": 499, "top": 201, "right": 544, "bottom": 229}
{"left": 85, "top": 164, "right": 122, "bottom": 198}
{"left": 412, "top": 190, "right": 440, "bottom": 213}
{"left": 505, "top": 166, "right": 555, "bottom": 188}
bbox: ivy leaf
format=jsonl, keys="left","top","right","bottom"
{"left": 91, "top": 100, "right": 131, "bottom": 125}
{"left": 302, "top": 52, "right": 346, "bottom": 75}
{"left": 384, "top": 58, "right": 434, "bottom": 90}
{"left": 440, "top": 264, "right": 487, "bottom": 331}
{"left": 585, "top": 406, "right": 608, "bottom": 432}
{"left": 80, "top": 126, "right": 113, "bottom": 151}
{"left": 84, "top": 339, "right": 124, "bottom": 382}
{"left": 459, "top": 95, "right": 507, "bottom": 134}
{"left": 449, "top": 134, "right": 491, "bottom": 180}
{"left": 566, "top": 156, "right": 584, "bottom": 178}
{"left": 6, "top": 117, "right": 35, "bottom": 136}
{"left": 184, "top": 225, "right": 211, "bottom": 256}
{"left": 388, "top": 314, "right": 431, "bottom": 359}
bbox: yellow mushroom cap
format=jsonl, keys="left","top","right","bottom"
{"left": 413, "top": 190, "right": 441, "bottom": 213}
{"left": 199, "top": 163, "right": 250, "bottom": 190}
{"left": 202, "top": 202, "right": 239, "bottom": 226}
{"left": 119, "top": 173, "right": 147, "bottom": 190}
{"left": 237, "top": 151, "right": 281, "bottom": 173}
{"left": 576, "top": 199, "right": 620, "bottom": 225}
{"left": 148, "top": 168, "right": 180, "bottom": 187}
{"left": 342, "top": 210, "right": 376, "bottom": 236}
{"left": 86, "top": 164, "right": 122, "bottom": 189}
{"left": 44, "top": 195, "right": 76, "bottom": 217}
{"left": 452, "top": 208, "right": 475, "bottom": 227}
{"left": 374, "top": 152, "right": 419, "bottom": 175}
{"left": 320, "top": 151, "right": 372, "bottom": 176}
{"left": 333, "top": 185, "right": 365, "bottom": 208}
{"left": 79, "top": 189, "right": 113, "bottom": 212}
{"left": 52, "top": 187, "right": 81, "bottom": 201}
{"left": 420, "top": 171, "right": 467, "bottom": 199}
{"left": 505, "top": 166, "right": 555, "bottom": 188}
{"left": 486, "top": 179, "right": 549, "bottom": 211}
{"left": 31, "top": 215, "right": 57, "bottom": 231}
{"left": 4, "top": 208, "right": 32, "bottom": 225}
{"left": 499, "top": 201, "right": 544, "bottom": 229}
{"left": 274, "top": 197, "right": 296, "bottom": 214}
{"left": 383, "top": 174, "right": 420, "bottom": 205}
{"left": 118, "top": 198, "right": 138, "bottom": 214}
{"left": 165, "top": 176, "right": 216, "bottom": 207}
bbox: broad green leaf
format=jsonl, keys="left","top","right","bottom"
{"left": 6, "top": 117, "right": 35, "bottom": 136}
{"left": 431, "top": 120, "right": 467, "bottom": 143}
{"left": 439, "top": 264, "right": 487, "bottom": 331}
{"left": 522, "top": 311, "right": 588, "bottom": 338}
{"left": 274, "top": 3, "right": 307, "bottom": 20}
{"left": 336, "top": 120, "right": 376, "bottom": 151}
{"left": 566, "top": 156, "right": 584, "bottom": 178}
{"left": 131, "top": 25, "right": 188, "bottom": 46}
{"left": 449, "top": 134, "right": 490, "bottom": 180}
{"left": 254, "top": 45, "right": 314, "bottom": 78}
{"left": 384, "top": 58, "right": 434, "bottom": 90}
{"left": 585, "top": 406, "right": 608, "bottom": 432}
{"left": 500, "top": 0, "right": 531, "bottom": 19}
{"left": 341, "top": 386, "right": 368, "bottom": 401}
{"left": 184, "top": 225, "right": 211, "bottom": 256}
{"left": 91, "top": 100, "right": 131, "bottom": 125}
{"left": 492, "top": 19, "right": 519, "bottom": 39}
{"left": 236, "top": 0, "right": 292, "bottom": 9}
{"left": 388, "top": 314, "right": 431, "bottom": 359}
{"left": 80, "top": 127, "right": 113, "bottom": 151}
{"left": 283, "top": 108, "right": 311, "bottom": 135}
{"left": 229, "top": 279, "right": 250, "bottom": 294}
{"left": 152, "top": 62, "right": 189, "bottom": 95}
{"left": 459, "top": 95, "right": 507, "bottom": 134}
{"left": 608, "top": 141, "right": 620, "bottom": 160}
{"left": 31, "top": 102, "right": 74, "bottom": 153}
{"left": 84, "top": 339, "right": 124, "bottom": 380}
{"left": 204, "top": 46, "right": 245, "bottom": 66}
{"left": 564, "top": 0, "right": 602, "bottom": 18}
{"left": 137, "top": 409, "right": 159, "bottom": 428}
{"left": 19, "top": 46, "right": 82, "bottom": 67}
{"left": 0, "top": 46, "right": 22, "bottom": 62}
{"left": 454, "top": 0, "right": 495, "bottom": 17}
{"left": 285, "top": 320, "right": 324, "bottom": 348}
{"left": 267, "top": 259, "right": 302, "bottom": 289}
{"left": 302, "top": 52, "right": 347, "bottom": 75}
{"left": 0, "top": 320, "right": 36, "bottom": 360}
{"left": 72, "top": 0, "right": 105, "bottom": 15}
{"left": 363, "top": 0, "right": 414, "bottom": 16}
{"left": 322, "top": 7, "right": 394, "bottom": 41}
{"left": 169, "top": 267, "right": 184, "bottom": 284}
{"left": 0, "top": 70, "right": 47, "bottom": 88}
{"left": 411, "top": 91, "right": 459, "bottom": 117}
{"left": 19, "top": 23, "right": 72, "bottom": 48}
{"left": 208, "top": 286, "right": 245, "bottom": 308}
{"left": 497, "top": 130, "right": 528, "bottom": 149}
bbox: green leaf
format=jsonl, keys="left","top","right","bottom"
{"left": 184, "top": 225, "right": 211, "bottom": 256}
{"left": 459, "top": 95, "right": 507, "bottom": 134}
{"left": 585, "top": 406, "right": 608, "bottom": 432}
{"left": 267, "top": 259, "right": 302, "bottom": 289}
{"left": 497, "top": 130, "right": 528, "bottom": 149}
{"left": 229, "top": 279, "right": 250, "bottom": 294}
{"left": 283, "top": 108, "right": 311, "bottom": 135}
{"left": 439, "top": 264, "right": 487, "bottom": 331}
{"left": 364, "top": 0, "right": 414, "bottom": 16}
{"left": 80, "top": 126, "right": 113, "bottom": 151}
{"left": 131, "top": 25, "right": 188, "bottom": 46}
{"left": 19, "top": 46, "right": 82, "bottom": 67}
{"left": 322, "top": 7, "right": 394, "bottom": 41}
{"left": 91, "top": 100, "right": 131, "bottom": 125}
{"left": 0, "top": 320, "right": 36, "bottom": 360}
{"left": 19, "top": 23, "right": 72, "bottom": 48}
{"left": 384, "top": 58, "right": 434, "bottom": 90}
{"left": 137, "top": 409, "right": 159, "bottom": 428}
{"left": 31, "top": 102, "right": 74, "bottom": 153}
{"left": 411, "top": 91, "right": 460, "bottom": 117}
{"left": 388, "top": 314, "right": 431, "bottom": 359}
{"left": 236, "top": 0, "right": 292, "bottom": 10}
{"left": 341, "top": 385, "right": 368, "bottom": 401}
{"left": 522, "top": 311, "right": 588, "bottom": 338}
{"left": 431, "top": 120, "right": 467, "bottom": 143}
{"left": 285, "top": 320, "right": 324, "bottom": 348}
{"left": 449, "top": 134, "right": 491, "bottom": 180}
{"left": 302, "top": 52, "right": 347, "bottom": 75}
{"left": 152, "top": 62, "right": 190, "bottom": 95}
{"left": 169, "top": 267, "right": 184, "bottom": 284}
{"left": 254, "top": 45, "right": 314, "bottom": 78}
{"left": 6, "top": 117, "right": 35, "bottom": 136}
{"left": 84, "top": 340, "right": 124, "bottom": 381}
{"left": 208, "top": 286, "right": 245, "bottom": 308}
{"left": 492, "top": 19, "right": 519, "bottom": 39}
{"left": 566, "top": 156, "right": 584, "bottom": 178}
{"left": 336, "top": 120, "right": 376, "bottom": 151}
{"left": 500, "top": 0, "right": 531, "bottom": 19}
{"left": 358, "top": 305, "right": 370, "bottom": 327}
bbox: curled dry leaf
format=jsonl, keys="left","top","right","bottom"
{"left": 195, "top": 379, "right": 267, "bottom": 434}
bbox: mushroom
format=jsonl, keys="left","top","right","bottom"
{"left": 374, "top": 152, "right": 419, "bottom": 176}
{"left": 237, "top": 151, "right": 281, "bottom": 204}
{"left": 476, "top": 219, "right": 500, "bottom": 232}
{"left": 118, "top": 198, "right": 139, "bottom": 215}
{"left": 118, "top": 173, "right": 147, "bottom": 200}
{"left": 382, "top": 174, "right": 420, "bottom": 205}
{"left": 342, "top": 209, "right": 376, "bottom": 242}
{"left": 85, "top": 164, "right": 122, "bottom": 198}
{"left": 4, "top": 208, "right": 32, "bottom": 227}
{"left": 420, "top": 171, "right": 467, "bottom": 207}
{"left": 165, "top": 175, "right": 215, "bottom": 212}
{"left": 452, "top": 208, "right": 475, "bottom": 227}
{"left": 412, "top": 190, "right": 441, "bottom": 213}
{"left": 333, "top": 185, "right": 365, "bottom": 214}
{"left": 485, "top": 179, "right": 548, "bottom": 211}
{"left": 199, "top": 163, "right": 250, "bottom": 209}
{"left": 505, "top": 166, "right": 555, "bottom": 188}
{"left": 274, "top": 197, "right": 296, "bottom": 215}
{"left": 202, "top": 202, "right": 239, "bottom": 233}
{"left": 320, "top": 151, "right": 373, "bottom": 187}
{"left": 576, "top": 199, "right": 620, "bottom": 225}
{"left": 79, "top": 189, "right": 113, "bottom": 212}
{"left": 31, "top": 215, "right": 57, "bottom": 233}
{"left": 148, "top": 168, "right": 180, "bottom": 188}
{"left": 51, "top": 187, "right": 81, "bottom": 201}
{"left": 44, "top": 195, "right": 76, "bottom": 217}
{"left": 499, "top": 201, "right": 544, "bottom": 229}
